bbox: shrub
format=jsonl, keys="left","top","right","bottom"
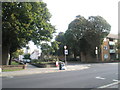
{"left": 23, "top": 53, "right": 31, "bottom": 59}
{"left": 44, "top": 56, "right": 59, "bottom": 62}
{"left": 31, "top": 56, "right": 59, "bottom": 64}
{"left": 31, "top": 59, "right": 39, "bottom": 64}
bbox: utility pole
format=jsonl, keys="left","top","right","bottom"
{"left": 95, "top": 47, "right": 98, "bottom": 62}
{"left": 64, "top": 45, "right": 68, "bottom": 65}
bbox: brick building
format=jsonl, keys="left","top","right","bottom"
{"left": 101, "top": 34, "right": 118, "bottom": 61}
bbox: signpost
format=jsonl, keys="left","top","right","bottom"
{"left": 65, "top": 50, "right": 68, "bottom": 55}
{"left": 95, "top": 47, "right": 98, "bottom": 62}
{"left": 64, "top": 46, "right": 68, "bottom": 65}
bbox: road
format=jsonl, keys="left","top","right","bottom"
{"left": 2, "top": 63, "right": 119, "bottom": 89}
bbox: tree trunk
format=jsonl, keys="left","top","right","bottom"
{"left": 81, "top": 52, "right": 96, "bottom": 62}
{"left": 81, "top": 52, "right": 86, "bottom": 62}
{"left": 79, "top": 52, "right": 81, "bottom": 61}
{"left": 73, "top": 50, "right": 77, "bottom": 60}
{"left": 2, "top": 46, "right": 9, "bottom": 65}
{"left": 9, "top": 52, "right": 12, "bottom": 65}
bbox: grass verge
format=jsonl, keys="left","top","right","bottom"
{"left": 11, "top": 61, "right": 20, "bottom": 65}
{"left": 2, "top": 69, "right": 24, "bottom": 72}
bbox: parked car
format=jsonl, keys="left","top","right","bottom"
{"left": 23, "top": 59, "right": 31, "bottom": 63}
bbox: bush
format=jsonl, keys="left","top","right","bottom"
{"left": 31, "top": 56, "right": 59, "bottom": 64}
{"left": 45, "top": 56, "right": 59, "bottom": 62}
{"left": 23, "top": 53, "right": 31, "bottom": 59}
{"left": 31, "top": 59, "right": 39, "bottom": 64}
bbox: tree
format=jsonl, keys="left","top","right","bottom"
{"left": 65, "top": 15, "right": 111, "bottom": 62}
{"left": 23, "top": 53, "right": 31, "bottom": 59}
{"left": 82, "top": 16, "right": 111, "bottom": 62}
{"left": 41, "top": 43, "right": 51, "bottom": 55}
{"left": 40, "top": 43, "right": 52, "bottom": 60}
{"left": 55, "top": 32, "right": 66, "bottom": 56}
{"left": 2, "top": 2, "right": 55, "bottom": 65}
{"left": 65, "top": 15, "right": 87, "bottom": 60}
{"left": 12, "top": 49, "right": 24, "bottom": 59}
{"left": 51, "top": 41, "right": 59, "bottom": 55}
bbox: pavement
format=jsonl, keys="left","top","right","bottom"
{"left": 0, "top": 63, "right": 90, "bottom": 77}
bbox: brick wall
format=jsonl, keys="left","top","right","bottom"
{"left": 2, "top": 65, "right": 26, "bottom": 70}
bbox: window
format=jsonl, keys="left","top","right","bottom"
{"left": 104, "top": 54, "right": 108, "bottom": 59}
{"left": 109, "top": 45, "right": 114, "bottom": 49}
{"left": 104, "top": 46, "right": 108, "bottom": 50}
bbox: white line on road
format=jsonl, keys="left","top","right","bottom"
{"left": 95, "top": 76, "right": 105, "bottom": 80}
{"left": 107, "top": 63, "right": 118, "bottom": 65}
{"left": 113, "top": 79, "right": 119, "bottom": 82}
{"left": 97, "top": 81, "right": 120, "bottom": 88}
{"left": 6, "top": 76, "right": 14, "bottom": 78}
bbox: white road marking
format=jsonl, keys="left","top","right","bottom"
{"left": 107, "top": 63, "right": 118, "bottom": 65}
{"left": 87, "top": 65, "right": 91, "bottom": 66}
{"left": 6, "top": 76, "right": 14, "bottom": 78}
{"left": 97, "top": 81, "right": 120, "bottom": 88}
{"left": 96, "top": 76, "right": 105, "bottom": 80}
{"left": 113, "top": 79, "right": 119, "bottom": 82}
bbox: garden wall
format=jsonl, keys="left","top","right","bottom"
{"left": 2, "top": 65, "right": 26, "bottom": 70}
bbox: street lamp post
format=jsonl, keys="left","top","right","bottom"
{"left": 64, "top": 45, "right": 68, "bottom": 65}
{"left": 95, "top": 47, "right": 98, "bottom": 62}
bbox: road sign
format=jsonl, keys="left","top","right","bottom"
{"left": 64, "top": 50, "right": 68, "bottom": 55}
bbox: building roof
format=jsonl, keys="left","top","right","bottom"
{"left": 107, "top": 34, "right": 118, "bottom": 39}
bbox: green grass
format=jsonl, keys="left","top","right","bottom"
{"left": 2, "top": 69, "right": 24, "bottom": 72}
{"left": 2, "top": 61, "right": 23, "bottom": 72}
{"left": 11, "top": 61, "right": 20, "bottom": 65}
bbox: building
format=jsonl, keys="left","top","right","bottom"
{"left": 101, "top": 34, "right": 118, "bottom": 61}
{"left": 30, "top": 49, "right": 40, "bottom": 60}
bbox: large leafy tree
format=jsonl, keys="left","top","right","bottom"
{"left": 55, "top": 32, "right": 66, "bottom": 56}
{"left": 82, "top": 16, "right": 111, "bottom": 62}
{"left": 2, "top": 2, "right": 55, "bottom": 65}
{"left": 40, "top": 41, "right": 59, "bottom": 60}
{"left": 40, "top": 43, "right": 52, "bottom": 60}
{"left": 65, "top": 15, "right": 111, "bottom": 62}
{"left": 65, "top": 15, "right": 87, "bottom": 59}
{"left": 50, "top": 41, "right": 59, "bottom": 55}
{"left": 12, "top": 49, "right": 24, "bottom": 59}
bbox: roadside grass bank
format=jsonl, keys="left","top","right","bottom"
{"left": 2, "top": 68, "right": 24, "bottom": 72}
{"left": 2, "top": 61, "right": 26, "bottom": 72}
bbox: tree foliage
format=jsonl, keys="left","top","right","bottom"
{"left": 64, "top": 15, "right": 87, "bottom": 58}
{"left": 2, "top": 2, "right": 55, "bottom": 65}
{"left": 64, "top": 15, "right": 111, "bottom": 61}
{"left": 41, "top": 41, "right": 59, "bottom": 56}
{"left": 51, "top": 41, "right": 59, "bottom": 54}
{"left": 23, "top": 53, "right": 31, "bottom": 59}
{"left": 12, "top": 49, "right": 24, "bottom": 58}
{"left": 55, "top": 32, "right": 66, "bottom": 56}
{"left": 41, "top": 43, "right": 52, "bottom": 55}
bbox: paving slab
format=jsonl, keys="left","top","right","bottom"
{"left": 1, "top": 63, "right": 90, "bottom": 77}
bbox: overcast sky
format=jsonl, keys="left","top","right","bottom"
{"left": 28, "top": 0, "right": 119, "bottom": 53}
{"left": 43, "top": 0, "right": 119, "bottom": 34}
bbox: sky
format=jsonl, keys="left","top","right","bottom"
{"left": 43, "top": 0, "right": 119, "bottom": 34}
{"left": 27, "top": 0, "right": 119, "bottom": 53}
